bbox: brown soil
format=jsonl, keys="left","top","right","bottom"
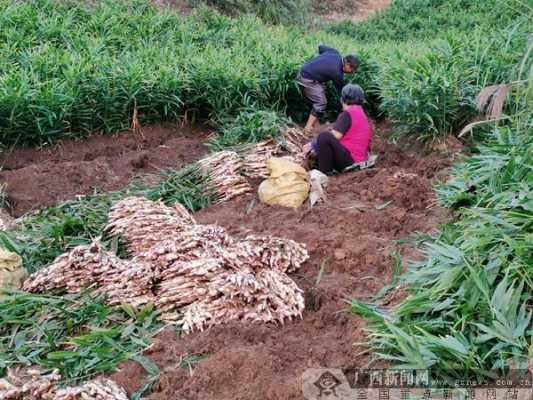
{"left": 151, "top": 0, "right": 391, "bottom": 22}
{"left": 152, "top": 0, "right": 192, "bottom": 14}
{"left": 110, "top": 124, "right": 452, "bottom": 400}
{"left": 314, "top": 0, "right": 391, "bottom": 22}
{"left": 0, "top": 126, "right": 208, "bottom": 217}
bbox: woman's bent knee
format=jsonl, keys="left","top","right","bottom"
{"left": 317, "top": 131, "right": 334, "bottom": 145}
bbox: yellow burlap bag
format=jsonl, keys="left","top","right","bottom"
{"left": 258, "top": 158, "right": 310, "bottom": 209}
{"left": 0, "top": 248, "right": 27, "bottom": 298}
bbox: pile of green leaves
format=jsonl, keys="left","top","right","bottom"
{"left": 0, "top": 290, "right": 159, "bottom": 382}
{"left": 350, "top": 76, "right": 532, "bottom": 376}
{"left": 0, "top": 192, "right": 121, "bottom": 273}
{"left": 207, "top": 108, "right": 290, "bottom": 151}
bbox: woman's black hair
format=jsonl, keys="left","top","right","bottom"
{"left": 344, "top": 55, "right": 360, "bottom": 70}
{"left": 341, "top": 84, "right": 365, "bottom": 106}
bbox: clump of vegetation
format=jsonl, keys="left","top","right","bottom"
{"left": 0, "top": 290, "right": 159, "bottom": 382}
{"left": 350, "top": 74, "right": 532, "bottom": 376}
{"left": 0, "top": 193, "right": 118, "bottom": 273}
{"left": 325, "top": 0, "right": 523, "bottom": 42}
{"left": 207, "top": 108, "right": 290, "bottom": 151}
{"left": 378, "top": 40, "right": 479, "bottom": 139}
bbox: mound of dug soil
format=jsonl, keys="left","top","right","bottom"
{"left": 111, "top": 129, "right": 452, "bottom": 400}
{"left": 0, "top": 126, "right": 208, "bottom": 217}
{"left": 315, "top": 0, "right": 391, "bottom": 22}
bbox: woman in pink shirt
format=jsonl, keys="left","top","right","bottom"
{"left": 303, "top": 84, "right": 372, "bottom": 175}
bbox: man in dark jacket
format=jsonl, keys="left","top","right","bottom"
{"left": 297, "top": 45, "right": 360, "bottom": 132}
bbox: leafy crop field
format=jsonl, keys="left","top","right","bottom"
{"left": 0, "top": 0, "right": 529, "bottom": 146}
{"left": 0, "top": 0, "right": 531, "bottom": 397}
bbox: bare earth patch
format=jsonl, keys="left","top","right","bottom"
{"left": 314, "top": 0, "right": 391, "bottom": 22}
{"left": 151, "top": 0, "right": 391, "bottom": 22}
{"left": 0, "top": 125, "right": 208, "bottom": 217}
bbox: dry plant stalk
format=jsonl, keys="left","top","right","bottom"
{"left": 189, "top": 126, "right": 310, "bottom": 203}
{"left": 476, "top": 83, "right": 513, "bottom": 119}
{"left": 197, "top": 151, "right": 252, "bottom": 203}
{"left": 0, "top": 367, "right": 60, "bottom": 400}
{"left": 278, "top": 127, "right": 311, "bottom": 166}
{"left": 174, "top": 267, "right": 304, "bottom": 332}
{"left": 0, "top": 367, "right": 128, "bottom": 400}
{"left": 25, "top": 196, "right": 309, "bottom": 333}
{"left": 204, "top": 126, "right": 310, "bottom": 187}
{"left": 0, "top": 209, "right": 15, "bottom": 231}
{"left": 232, "top": 234, "right": 309, "bottom": 273}
{"left": 131, "top": 103, "right": 144, "bottom": 140}
{"left": 0, "top": 183, "right": 16, "bottom": 230}
{"left": 54, "top": 378, "right": 129, "bottom": 400}
{"left": 111, "top": 197, "right": 308, "bottom": 332}
{"left": 22, "top": 240, "right": 125, "bottom": 294}
{"left": 282, "top": 127, "right": 309, "bottom": 152}
{"left": 23, "top": 240, "right": 155, "bottom": 308}
{"left": 152, "top": 237, "right": 308, "bottom": 331}
{"left": 241, "top": 139, "right": 281, "bottom": 179}
{"left": 106, "top": 196, "right": 196, "bottom": 254}
{"left": 460, "top": 81, "right": 522, "bottom": 137}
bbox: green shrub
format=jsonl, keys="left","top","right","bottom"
{"left": 379, "top": 40, "right": 479, "bottom": 139}
{"left": 352, "top": 121, "right": 532, "bottom": 374}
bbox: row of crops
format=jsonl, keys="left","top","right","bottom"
{"left": 352, "top": 85, "right": 533, "bottom": 374}
{"left": 0, "top": 0, "right": 529, "bottom": 146}
{"left": 0, "top": 0, "right": 531, "bottom": 388}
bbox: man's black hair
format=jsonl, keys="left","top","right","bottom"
{"left": 344, "top": 55, "right": 360, "bottom": 70}
{"left": 341, "top": 84, "right": 365, "bottom": 106}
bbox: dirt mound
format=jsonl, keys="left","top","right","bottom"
{"left": 110, "top": 127, "right": 451, "bottom": 400}
{"left": 0, "top": 126, "right": 208, "bottom": 216}
{"left": 315, "top": 0, "right": 391, "bottom": 22}
{"left": 152, "top": 0, "right": 391, "bottom": 23}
